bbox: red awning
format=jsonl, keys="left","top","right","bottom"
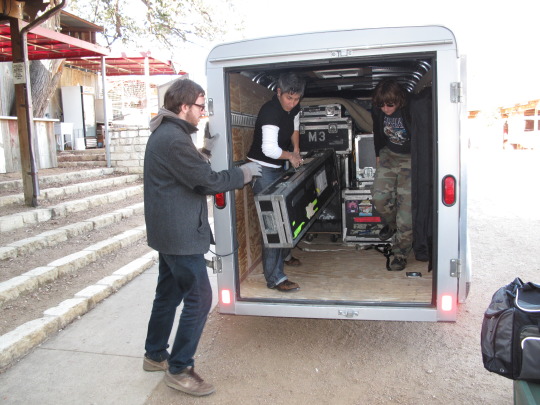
{"left": 0, "top": 21, "right": 110, "bottom": 61}
{"left": 65, "top": 52, "right": 185, "bottom": 76}
{"left": 0, "top": 21, "right": 183, "bottom": 76}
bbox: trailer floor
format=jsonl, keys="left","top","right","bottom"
{"left": 239, "top": 236, "right": 432, "bottom": 303}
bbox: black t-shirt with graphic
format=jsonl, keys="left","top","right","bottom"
{"left": 382, "top": 109, "right": 411, "bottom": 154}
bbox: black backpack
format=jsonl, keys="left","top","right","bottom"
{"left": 481, "top": 278, "right": 540, "bottom": 382}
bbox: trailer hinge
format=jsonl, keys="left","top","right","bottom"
{"left": 207, "top": 98, "right": 214, "bottom": 116}
{"left": 450, "top": 258, "right": 461, "bottom": 278}
{"left": 450, "top": 82, "right": 463, "bottom": 103}
{"left": 338, "top": 309, "right": 359, "bottom": 318}
{"left": 205, "top": 256, "right": 222, "bottom": 274}
{"left": 331, "top": 49, "right": 352, "bottom": 57}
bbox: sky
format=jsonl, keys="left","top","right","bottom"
{"left": 176, "top": 0, "right": 539, "bottom": 111}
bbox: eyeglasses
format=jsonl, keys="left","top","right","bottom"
{"left": 377, "top": 103, "right": 395, "bottom": 108}
{"left": 192, "top": 103, "right": 206, "bottom": 111}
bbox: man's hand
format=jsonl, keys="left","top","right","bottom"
{"left": 240, "top": 162, "right": 262, "bottom": 184}
{"left": 289, "top": 152, "right": 303, "bottom": 169}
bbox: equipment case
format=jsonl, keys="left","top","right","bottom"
{"left": 254, "top": 149, "right": 339, "bottom": 248}
{"left": 300, "top": 103, "right": 342, "bottom": 118}
{"left": 355, "top": 134, "right": 377, "bottom": 183}
{"left": 342, "top": 188, "right": 383, "bottom": 243}
{"left": 299, "top": 117, "right": 353, "bottom": 154}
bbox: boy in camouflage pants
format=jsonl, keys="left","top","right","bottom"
{"left": 371, "top": 79, "right": 414, "bottom": 271}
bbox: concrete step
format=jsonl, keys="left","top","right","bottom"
{"left": 0, "top": 185, "right": 143, "bottom": 233}
{"left": 0, "top": 174, "right": 140, "bottom": 207}
{"left": 0, "top": 250, "right": 158, "bottom": 370}
{"left": 0, "top": 225, "right": 147, "bottom": 307}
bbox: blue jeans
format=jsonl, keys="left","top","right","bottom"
{"left": 252, "top": 165, "right": 290, "bottom": 288}
{"left": 144, "top": 253, "right": 212, "bottom": 373}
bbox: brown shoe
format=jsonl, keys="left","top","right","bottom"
{"left": 271, "top": 280, "right": 300, "bottom": 292}
{"left": 284, "top": 256, "right": 302, "bottom": 266}
{"left": 143, "top": 356, "right": 168, "bottom": 372}
{"left": 164, "top": 367, "right": 216, "bottom": 396}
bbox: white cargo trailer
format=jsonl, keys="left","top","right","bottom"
{"left": 205, "top": 26, "right": 470, "bottom": 322}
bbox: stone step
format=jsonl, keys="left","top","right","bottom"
{"left": 0, "top": 250, "right": 158, "bottom": 370}
{"left": 0, "top": 174, "right": 140, "bottom": 207}
{"left": 0, "top": 202, "right": 144, "bottom": 261}
{"left": 0, "top": 168, "right": 115, "bottom": 192}
{"left": 0, "top": 185, "right": 143, "bottom": 233}
{"left": 57, "top": 154, "right": 107, "bottom": 162}
{"left": 0, "top": 225, "right": 147, "bottom": 307}
{"left": 58, "top": 161, "right": 108, "bottom": 168}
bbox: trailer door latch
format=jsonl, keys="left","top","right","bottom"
{"left": 338, "top": 309, "right": 359, "bottom": 318}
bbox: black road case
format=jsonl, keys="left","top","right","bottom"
{"left": 299, "top": 117, "right": 352, "bottom": 154}
{"left": 342, "top": 188, "right": 383, "bottom": 244}
{"left": 355, "top": 133, "right": 377, "bottom": 183}
{"left": 254, "top": 149, "right": 339, "bottom": 248}
{"left": 300, "top": 103, "right": 342, "bottom": 118}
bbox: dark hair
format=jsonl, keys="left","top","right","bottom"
{"left": 163, "top": 78, "right": 205, "bottom": 114}
{"left": 372, "top": 79, "right": 406, "bottom": 109}
{"left": 277, "top": 72, "right": 306, "bottom": 96}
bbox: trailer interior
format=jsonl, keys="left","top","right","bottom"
{"left": 224, "top": 51, "right": 437, "bottom": 307}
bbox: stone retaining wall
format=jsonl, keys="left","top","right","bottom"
{"left": 109, "top": 126, "right": 150, "bottom": 174}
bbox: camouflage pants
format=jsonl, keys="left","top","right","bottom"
{"left": 372, "top": 147, "right": 412, "bottom": 258}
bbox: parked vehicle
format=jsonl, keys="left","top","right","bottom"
{"left": 205, "top": 26, "right": 470, "bottom": 322}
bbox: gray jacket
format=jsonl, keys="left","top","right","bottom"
{"left": 144, "top": 116, "right": 244, "bottom": 255}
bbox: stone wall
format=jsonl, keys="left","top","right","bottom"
{"left": 108, "top": 126, "right": 150, "bottom": 174}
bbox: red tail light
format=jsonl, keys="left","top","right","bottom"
{"left": 214, "top": 192, "right": 226, "bottom": 209}
{"left": 442, "top": 175, "right": 456, "bottom": 206}
{"left": 221, "top": 289, "right": 231, "bottom": 304}
{"left": 441, "top": 294, "right": 453, "bottom": 312}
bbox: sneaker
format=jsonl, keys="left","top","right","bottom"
{"left": 165, "top": 367, "right": 216, "bottom": 396}
{"left": 143, "top": 355, "right": 168, "bottom": 372}
{"left": 378, "top": 225, "right": 396, "bottom": 241}
{"left": 270, "top": 279, "right": 300, "bottom": 292}
{"left": 389, "top": 256, "right": 407, "bottom": 271}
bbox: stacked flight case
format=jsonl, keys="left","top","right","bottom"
{"left": 299, "top": 103, "right": 384, "bottom": 245}
{"left": 342, "top": 134, "right": 383, "bottom": 244}
{"left": 254, "top": 149, "right": 339, "bottom": 248}
{"left": 299, "top": 103, "right": 353, "bottom": 156}
{"left": 299, "top": 104, "right": 352, "bottom": 240}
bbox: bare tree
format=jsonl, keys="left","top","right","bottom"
{"left": 67, "top": 0, "right": 243, "bottom": 50}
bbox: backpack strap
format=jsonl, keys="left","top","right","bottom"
{"left": 370, "top": 243, "right": 393, "bottom": 271}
